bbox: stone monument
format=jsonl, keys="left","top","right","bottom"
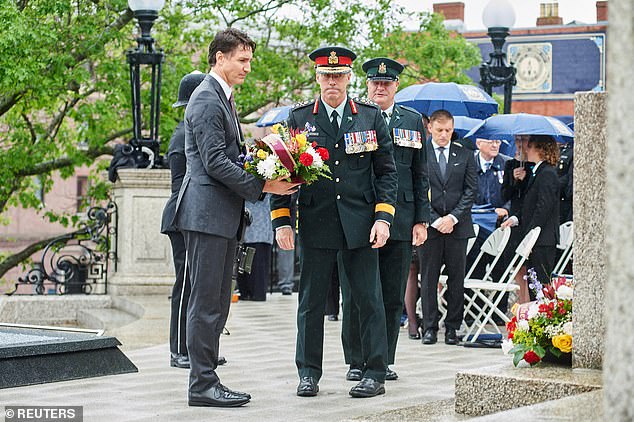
{"left": 107, "top": 168, "right": 173, "bottom": 295}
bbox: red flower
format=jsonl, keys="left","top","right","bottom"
{"left": 506, "top": 316, "right": 517, "bottom": 339}
{"left": 311, "top": 141, "right": 317, "bottom": 148}
{"left": 523, "top": 350, "right": 541, "bottom": 365}
{"left": 317, "top": 147, "right": 329, "bottom": 160}
{"left": 299, "top": 152, "right": 313, "bottom": 166}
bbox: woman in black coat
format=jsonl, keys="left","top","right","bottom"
{"left": 502, "top": 135, "right": 560, "bottom": 298}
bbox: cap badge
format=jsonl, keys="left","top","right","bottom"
{"left": 378, "top": 62, "right": 387, "bottom": 74}
{"left": 328, "top": 51, "right": 339, "bottom": 65}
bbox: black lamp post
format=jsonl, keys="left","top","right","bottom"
{"left": 126, "top": 0, "right": 165, "bottom": 167}
{"left": 479, "top": 0, "right": 517, "bottom": 114}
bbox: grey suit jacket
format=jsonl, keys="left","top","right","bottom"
{"left": 173, "top": 74, "right": 265, "bottom": 238}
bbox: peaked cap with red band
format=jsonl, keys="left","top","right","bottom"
{"left": 308, "top": 46, "right": 357, "bottom": 74}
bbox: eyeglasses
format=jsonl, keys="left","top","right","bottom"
{"left": 479, "top": 140, "right": 502, "bottom": 146}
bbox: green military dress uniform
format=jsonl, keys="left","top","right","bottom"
{"left": 340, "top": 58, "right": 431, "bottom": 374}
{"left": 271, "top": 93, "right": 398, "bottom": 385}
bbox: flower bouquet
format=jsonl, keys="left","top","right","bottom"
{"left": 502, "top": 269, "right": 573, "bottom": 367}
{"left": 242, "top": 123, "right": 331, "bottom": 185}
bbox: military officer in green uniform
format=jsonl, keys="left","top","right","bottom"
{"left": 341, "top": 58, "right": 431, "bottom": 382}
{"left": 271, "top": 46, "right": 397, "bottom": 398}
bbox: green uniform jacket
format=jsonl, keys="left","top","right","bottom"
{"left": 387, "top": 104, "right": 431, "bottom": 241}
{"left": 271, "top": 97, "right": 397, "bottom": 250}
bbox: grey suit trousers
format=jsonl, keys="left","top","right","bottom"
{"left": 183, "top": 230, "right": 236, "bottom": 393}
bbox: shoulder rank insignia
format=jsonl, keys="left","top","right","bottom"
{"left": 292, "top": 99, "right": 315, "bottom": 111}
{"left": 353, "top": 97, "right": 378, "bottom": 107}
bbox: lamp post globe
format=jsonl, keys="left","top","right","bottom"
{"left": 479, "top": 0, "right": 517, "bottom": 114}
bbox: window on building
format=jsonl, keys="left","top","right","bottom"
{"left": 76, "top": 176, "right": 88, "bottom": 212}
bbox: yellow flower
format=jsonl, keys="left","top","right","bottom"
{"left": 271, "top": 124, "right": 282, "bottom": 134}
{"left": 552, "top": 334, "right": 572, "bottom": 353}
{"left": 257, "top": 149, "right": 268, "bottom": 159}
{"left": 295, "top": 133, "right": 307, "bottom": 148}
{"left": 244, "top": 162, "right": 250, "bottom": 169}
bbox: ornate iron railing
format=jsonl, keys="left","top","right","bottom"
{"left": 15, "top": 202, "right": 117, "bottom": 295}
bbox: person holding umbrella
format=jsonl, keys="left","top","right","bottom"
{"left": 501, "top": 135, "right": 560, "bottom": 292}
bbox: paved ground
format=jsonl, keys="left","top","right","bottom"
{"left": 0, "top": 294, "right": 506, "bottom": 421}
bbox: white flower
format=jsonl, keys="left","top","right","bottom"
{"left": 556, "top": 285, "right": 574, "bottom": 300}
{"left": 517, "top": 359, "right": 531, "bottom": 368}
{"left": 517, "top": 319, "right": 530, "bottom": 331}
{"left": 256, "top": 155, "right": 279, "bottom": 179}
{"left": 501, "top": 339, "right": 514, "bottom": 354}
{"left": 527, "top": 303, "right": 539, "bottom": 320}
{"left": 305, "top": 146, "right": 323, "bottom": 168}
{"left": 563, "top": 321, "right": 573, "bottom": 336}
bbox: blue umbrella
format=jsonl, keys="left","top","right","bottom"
{"left": 255, "top": 105, "right": 292, "bottom": 127}
{"left": 395, "top": 82, "right": 498, "bottom": 119}
{"left": 453, "top": 116, "right": 484, "bottom": 139}
{"left": 464, "top": 113, "right": 575, "bottom": 145}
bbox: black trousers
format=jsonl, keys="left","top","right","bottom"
{"left": 296, "top": 246, "right": 387, "bottom": 383}
{"left": 528, "top": 245, "right": 557, "bottom": 298}
{"left": 418, "top": 235, "right": 467, "bottom": 331}
{"left": 183, "top": 230, "right": 236, "bottom": 393}
{"left": 236, "top": 242, "right": 271, "bottom": 301}
{"left": 324, "top": 266, "right": 340, "bottom": 316}
{"left": 342, "top": 240, "right": 411, "bottom": 366}
{"left": 167, "top": 231, "right": 190, "bottom": 356}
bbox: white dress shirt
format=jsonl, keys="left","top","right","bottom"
{"left": 321, "top": 97, "right": 347, "bottom": 126}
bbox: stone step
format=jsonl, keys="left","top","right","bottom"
{"left": 347, "top": 398, "right": 472, "bottom": 421}
{"left": 455, "top": 363, "right": 602, "bottom": 417}
{"left": 77, "top": 307, "right": 138, "bottom": 331}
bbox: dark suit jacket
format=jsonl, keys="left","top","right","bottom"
{"left": 174, "top": 74, "right": 264, "bottom": 238}
{"left": 271, "top": 97, "right": 397, "bottom": 250}
{"left": 387, "top": 104, "right": 431, "bottom": 241}
{"left": 426, "top": 140, "right": 478, "bottom": 239}
{"left": 474, "top": 152, "right": 511, "bottom": 210}
{"left": 161, "top": 121, "right": 186, "bottom": 234}
{"left": 516, "top": 162, "right": 560, "bottom": 247}
{"left": 501, "top": 158, "right": 534, "bottom": 217}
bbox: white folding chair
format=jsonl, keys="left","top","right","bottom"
{"left": 552, "top": 221, "right": 573, "bottom": 276}
{"left": 437, "top": 224, "right": 481, "bottom": 323}
{"left": 462, "top": 227, "right": 542, "bottom": 343}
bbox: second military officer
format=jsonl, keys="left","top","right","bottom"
{"left": 341, "top": 57, "right": 431, "bottom": 382}
{"left": 272, "top": 46, "right": 398, "bottom": 398}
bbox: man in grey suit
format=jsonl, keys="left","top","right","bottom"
{"left": 173, "top": 28, "right": 298, "bottom": 408}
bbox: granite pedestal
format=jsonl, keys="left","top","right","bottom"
{"left": 0, "top": 325, "right": 137, "bottom": 389}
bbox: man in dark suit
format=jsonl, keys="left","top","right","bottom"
{"left": 161, "top": 71, "right": 205, "bottom": 370}
{"left": 271, "top": 46, "right": 397, "bottom": 398}
{"left": 418, "top": 109, "right": 478, "bottom": 346}
{"left": 173, "top": 28, "right": 298, "bottom": 408}
{"left": 341, "top": 57, "right": 430, "bottom": 382}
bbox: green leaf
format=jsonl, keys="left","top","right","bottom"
{"left": 513, "top": 350, "right": 524, "bottom": 367}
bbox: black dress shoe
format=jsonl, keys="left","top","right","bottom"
{"left": 385, "top": 368, "right": 398, "bottom": 381}
{"left": 445, "top": 328, "right": 458, "bottom": 345}
{"left": 216, "top": 356, "right": 227, "bottom": 366}
{"left": 346, "top": 367, "right": 363, "bottom": 381}
{"left": 170, "top": 353, "right": 190, "bottom": 369}
{"left": 297, "top": 376, "right": 319, "bottom": 397}
{"left": 188, "top": 384, "right": 250, "bottom": 407}
{"left": 281, "top": 287, "right": 292, "bottom": 295}
{"left": 422, "top": 329, "right": 437, "bottom": 345}
{"left": 349, "top": 377, "right": 385, "bottom": 398}
{"left": 408, "top": 327, "right": 421, "bottom": 340}
{"left": 327, "top": 314, "right": 338, "bottom": 321}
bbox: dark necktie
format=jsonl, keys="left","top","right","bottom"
{"left": 382, "top": 111, "right": 390, "bottom": 127}
{"left": 438, "top": 146, "right": 447, "bottom": 178}
{"left": 485, "top": 162, "right": 492, "bottom": 172}
{"left": 331, "top": 110, "right": 339, "bottom": 134}
{"left": 229, "top": 93, "right": 238, "bottom": 118}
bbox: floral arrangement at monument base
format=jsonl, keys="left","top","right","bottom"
{"left": 502, "top": 270, "right": 573, "bottom": 367}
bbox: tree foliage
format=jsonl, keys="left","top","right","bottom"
{"left": 0, "top": 0, "right": 481, "bottom": 280}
